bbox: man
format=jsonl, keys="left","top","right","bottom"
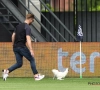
{"left": 2, "top": 14, "right": 45, "bottom": 81}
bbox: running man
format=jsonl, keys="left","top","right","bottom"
{"left": 2, "top": 14, "right": 45, "bottom": 81}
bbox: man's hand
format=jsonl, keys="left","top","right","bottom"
{"left": 26, "top": 35, "right": 34, "bottom": 57}
{"left": 30, "top": 49, "right": 34, "bottom": 57}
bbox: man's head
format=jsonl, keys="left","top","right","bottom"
{"left": 25, "top": 14, "right": 34, "bottom": 25}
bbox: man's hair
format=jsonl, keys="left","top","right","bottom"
{"left": 26, "top": 14, "right": 34, "bottom": 19}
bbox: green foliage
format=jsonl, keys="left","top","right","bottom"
{"left": 89, "top": 6, "right": 100, "bottom": 11}
{"left": 77, "top": 0, "right": 100, "bottom": 11}
{"left": 41, "top": 3, "right": 54, "bottom": 12}
{"left": 41, "top": 0, "right": 100, "bottom": 12}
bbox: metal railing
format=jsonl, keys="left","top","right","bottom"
{"left": 0, "top": 0, "right": 45, "bottom": 41}
{"left": 39, "top": 0, "right": 77, "bottom": 41}
{"left": 28, "top": 0, "right": 67, "bottom": 42}
{"left": 1, "top": 0, "right": 77, "bottom": 42}
{"left": 18, "top": 0, "right": 58, "bottom": 42}
{"left": 19, "top": 0, "right": 77, "bottom": 41}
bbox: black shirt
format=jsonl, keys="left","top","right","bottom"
{"left": 13, "top": 23, "right": 31, "bottom": 48}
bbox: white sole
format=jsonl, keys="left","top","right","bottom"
{"left": 35, "top": 75, "right": 45, "bottom": 81}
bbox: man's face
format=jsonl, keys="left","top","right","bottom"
{"left": 29, "top": 18, "right": 34, "bottom": 25}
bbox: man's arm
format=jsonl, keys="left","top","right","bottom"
{"left": 26, "top": 35, "right": 34, "bottom": 56}
{"left": 12, "top": 32, "right": 15, "bottom": 45}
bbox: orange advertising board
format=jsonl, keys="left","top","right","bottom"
{"left": 0, "top": 42, "right": 100, "bottom": 77}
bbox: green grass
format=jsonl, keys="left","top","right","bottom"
{"left": 0, "top": 78, "right": 100, "bottom": 90}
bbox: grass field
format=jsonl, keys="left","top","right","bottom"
{"left": 0, "top": 78, "right": 100, "bottom": 90}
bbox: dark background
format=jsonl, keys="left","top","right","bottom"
{"left": 0, "top": 0, "right": 100, "bottom": 42}
{"left": 41, "top": 12, "right": 100, "bottom": 42}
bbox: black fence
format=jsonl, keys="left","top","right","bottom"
{"left": 41, "top": 0, "right": 100, "bottom": 42}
